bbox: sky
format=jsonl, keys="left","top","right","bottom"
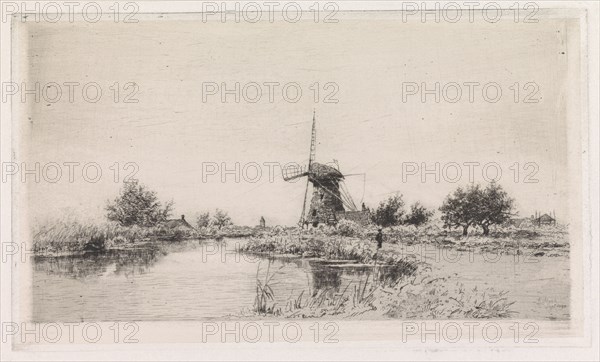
{"left": 14, "top": 11, "right": 581, "bottom": 226}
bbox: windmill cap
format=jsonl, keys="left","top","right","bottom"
{"left": 310, "top": 162, "right": 344, "bottom": 180}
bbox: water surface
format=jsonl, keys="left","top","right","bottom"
{"left": 32, "top": 238, "right": 569, "bottom": 321}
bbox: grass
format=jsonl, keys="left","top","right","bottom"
{"left": 249, "top": 259, "right": 382, "bottom": 318}
{"left": 247, "top": 259, "right": 516, "bottom": 319}
{"left": 32, "top": 217, "right": 266, "bottom": 255}
{"left": 244, "top": 222, "right": 570, "bottom": 262}
{"left": 253, "top": 260, "right": 284, "bottom": 315}
{"left": 241, "top": 222, "right": 562, "bottom": 319}
{"left": 32, "top": 219, "right": 197, "bottom": 255}
{"left": 379, "top": 275, "right": 516, "bottom": 319}
{"left": 381, "top": 223, "right": 569, "bottom": 255}
{"left": 242, "top": 232, "right": 419, "bottom": 267}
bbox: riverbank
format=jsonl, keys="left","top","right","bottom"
{"left": 238, "top": 256, "right": 517, "bottom": 319}
{"left": 32, "top": 218, "right": 569, "bottom": 258}
{"left": 383, "top": 224, "right": 570, "bottom": 257}
{"left": 31, "top": 220, "right": 259, "bottom": 256}
{"left": 243, "top": 223, "right": 570, "bottom": 261}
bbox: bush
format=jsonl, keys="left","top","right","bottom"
{"left": 336, "top": 219, "right": 362, "bottom": 237}
{"left": 106, "top": 180, "right": 173, "bottom": 227}
{"left": 404, "top": 202, "right": 434, "bottom": 228}
{"left": 196, "top": 212, "right": 211, "bottom": 229}
{"left": 372, "top": 195, "right": 405, "bottom": 227}
{"left": 212, "top": 209, "right": 232, "bottom": 230}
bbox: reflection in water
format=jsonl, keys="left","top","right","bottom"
{"left": 34, "top": 247, "right": 163, "bottom": 279}
{"left": 283, "top": 258, "right": 415, "bottom": 296}
{"left": 308, "top": 263, "right": 343, "bottom": 291}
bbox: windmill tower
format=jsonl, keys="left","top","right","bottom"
{"left": 283, "top": 112, "right": 362, "bottom": 227}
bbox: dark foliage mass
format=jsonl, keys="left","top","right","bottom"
{"left": 440, "top": 182, "right": 514, "bottom": 235}
{"left": 371, "top": 195, "right": 405, "bottom": 228}
{"left": 106, "top": 180, "right": 173, "bottom": 227}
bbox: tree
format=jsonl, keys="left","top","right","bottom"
{"left": 439, "top": 182, "right": 515, "bottom": 236}
{"left": 439, "top": 184, "right": 483, "bottom": 236}
{"left": 212, "top": 209, "right": 232, "bottom": 230}
{"left": 371, "top": 195, "right": 405, "bottom": 228}
{"left": 477, "top": 182, "right": 515, "bottom": 235}
{"left": 196, "top": 211, "right": 211, "bottom": 229}
{"left": 106, "top": 180, "right": 173, "bottom": 227}
{"left": 404, "top": 202, "right": 434, "bottom": 228}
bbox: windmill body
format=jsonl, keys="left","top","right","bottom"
{"left": 284, "top": 113, "right": 369, "bottom": 227}
{"left": 306, "top": 162, "right": 346, "bottom": 226}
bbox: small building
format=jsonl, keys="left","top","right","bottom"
{"left": 534, "top": 213, "right": 556, "bottom": 226}
{"left": 163, "top": 215, "right": 194, "bottom": 230}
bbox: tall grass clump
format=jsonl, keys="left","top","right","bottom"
{"left": 32, "top": 219, "right": 162, "bottom": 254}
{"left": 250, "top": 261, "right": 381, "bottom": 318}
{"left": 247, "top": 261, "right": 515, "bottom": 319}
{"left": 253, "top": 260, "right": 284, "bottom": 316}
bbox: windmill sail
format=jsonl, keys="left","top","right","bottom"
{"left": 299, "top": 111, "right": 317, "bottom": 225}
{"left": 282, "top": 166, "right": 307, "bottom": 181}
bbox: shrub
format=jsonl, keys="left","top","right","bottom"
{"left": 212, "top": 209, "right": 232, "bottom": 230}
{"left": 404, "top": 202, "right": 434, "bottom": 228}
{"left": 196, "top": 212, "right": 211, "bottom": 229}
{"left": 372, "top": 195, "right": 405, "bottom": 227}
{"left": 106, "top": 180, "right": 173, "bottom": 227}
{"left": 336, "top": 219, "right": 362, "bottom": 237}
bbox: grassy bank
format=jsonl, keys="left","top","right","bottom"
{"left": 380, "top": 224, "right": 570, "bottom": 257}
{"left": 241, "top": 231, "right": 420, "bottom": 271}
{"left": 243, "top": 222, "right": 569, "bottom": 261}
{"left": 243, "top": 259, "right": 515, "bottom": 319}
{"left": 239, "top": 222, "right": 567, "bottom": 319}
{"left": 32, "top": 219, "right": 259, "bottom": 255}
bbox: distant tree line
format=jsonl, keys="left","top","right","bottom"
{"left": 107, "top": 179, "right": 513, "bottom": 237}
{"left": 370, "top": 182, "right": 514, "bottom": 236}
{"left": 195, "top": 209, "right": 232, "bottom": 230}
{"left": 369, "top": 195, "right": 434, "bottom": 229}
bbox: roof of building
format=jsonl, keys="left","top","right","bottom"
{"left": 163, "top": 215, "right": 194, "bottom": 229}
{"left": 537, "top": 214, "right": 555, "bottom": 222}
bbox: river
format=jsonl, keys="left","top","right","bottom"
{"left": 31, "top": 238, "right": 570, "bottom": 322}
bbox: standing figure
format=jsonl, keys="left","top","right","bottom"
{"left": 375, "top": 228, "right": 383, "bottom": 249}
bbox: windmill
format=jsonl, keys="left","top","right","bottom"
{"left": 283, "top": 112, "right": 367, "bottom": 227}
